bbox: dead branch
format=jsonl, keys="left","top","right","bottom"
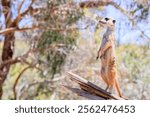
{"left": 13, "top": 66, "right": 31, "bottom": 100}
{"left": 6, "top": 8, "right": 12, "bottom": 25}
{"left": 16, "top": 0, "right": 26, "bottom": 27}
{"left": 64, "top": 86, "right": 105, "bottom": 100}
{"left": 18, "top": 76, "right": 65, "bottom": 99}
{"left": 66, "top": 72, "right": 126, "bottom": 100}
{"left": 0, "top": 26, "right": 41, "bottom": 35}
{"left": 0, "top": 24, "right": 79, "bottom": 35}
{"left": 21, "top": 0, "right": 36, "bottom": 17}
{"left": 13, "top": 63, "right": 43, "bottom": 100}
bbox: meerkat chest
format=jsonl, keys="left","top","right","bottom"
{"left": 104, "top": 33, "right": 116, "bottom": 55}
{"left": 101, "top": 33, "right": 116, "bottom": 68}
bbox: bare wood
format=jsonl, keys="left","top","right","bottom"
{"left": 0, "top": 25, "right": 79, "bottom": 35}
{"left": 18, "top": 77, "right": 63, "bottom": 99}
{"left": 16, "top": 0, "right": 26, "bottom": 27}
{"left": 0, "top": 26, "right": 41, "bottom": 35}
{"left": 0, "top": 0, "right": 15, "bottom": 99}
{"left": 0, "top": 58, "right": 20, "bottom": 69}
{"left": 21, "top": 0, "right": 36, "bottom": 17}
{"left": 6, "top": 8, "right": 12, "bottom": 26}
{"left": 13, "top": 63, "right": 43, "bottom": 100}
{"left": 67, "top": 72, "right": 125, "bottom": 100}
{"left": 64, "top": 85, "right": 105, "bottom": 100}
{"left": 13, "top": 66, "right": 31, "bottom": 100}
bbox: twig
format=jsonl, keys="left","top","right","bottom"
{"left": 18, "top": 76, "right": 64, "bottom": 99}
{"left": 13, "top": 66, "right": 31, "bottom": 100}
{"left": 21, "top": 0, "right": 36, "bottom": 17}
{"left": 13, "top": 63, "right": 42, "bottom": 100}
{"left": 16, "top": 0, "right": 26, "bottom": 27}
{"left": 0, "top": 26, "right": 41, "bottom": 35}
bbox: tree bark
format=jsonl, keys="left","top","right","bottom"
{"left": 0, "top": 0, "right": 15, "bottom": 99}
{"left": 0, "top": 34, "right": 15, "bottom": 100}
{"left": 0, "top": 33, "right": 15, "bottom": 94}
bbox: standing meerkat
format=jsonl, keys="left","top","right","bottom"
{"left": 96, "top": 17, "right": 122, "bottom": 97}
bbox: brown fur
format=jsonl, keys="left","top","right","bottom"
{"left": 97, "top": 18, "right": 122, "bottom": 97}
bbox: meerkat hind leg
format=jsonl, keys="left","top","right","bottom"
{"left": 109, "top": 86, "right": 114, "bottom": 94}
{"left": 101, "top": 68, "right": 110, "bottom": 91}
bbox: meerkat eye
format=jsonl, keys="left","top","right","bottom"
{"left": 105, "top": 18, "right": 109, "bottom": 21}
{"left": 113, "top": 20, "right": 116, "bottom": 24}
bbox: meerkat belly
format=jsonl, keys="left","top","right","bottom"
{"left": 108, "top": 46, "right": 117, "bottom": 80}
{"left": 101, "top": 48, "right": 112, "bottom": 67}
{"left": 101, "top": 46, "right": 117, "bottom": 76}
{"left": 109, "top": 45, "right": 117, "bottom": 68}
{"left": 101, "top": 49, "right": 111, "bottom": 78}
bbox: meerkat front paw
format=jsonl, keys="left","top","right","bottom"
{"left": 100, "top": 52, "right": 104, "bottom": 58}
{"left": 96, "top": 54, "right": 100, "bottom": 59}
{"left": 96, "top": 51, "right": 104, "bottom": 59}
{"left": 96, "top": 51, "right": 100, "bottom": 59}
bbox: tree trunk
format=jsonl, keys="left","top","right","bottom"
{"left": 0, "top": 0, "right": 15, "bottom": 99}
{"left": 0, "top": 33, "right": 15, "bottom": 99}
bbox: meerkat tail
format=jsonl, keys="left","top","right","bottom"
{"left": 115, "top": 78, "right": 122, "bottom": 97}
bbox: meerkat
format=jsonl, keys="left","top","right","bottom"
{"left": 96, "top": 17, "right": 122, "bottom": 97}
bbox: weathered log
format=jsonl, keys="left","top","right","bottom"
{"left": 66, "top": 72, "right": 126, "bottom": 100}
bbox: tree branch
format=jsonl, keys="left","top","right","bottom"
{"left": 16, "top": 0, "right": 26, "bottom": 27}
{"left": 18, "top": 76, "right": 65, "bottom": 99}
{"left": 0, "top": 58, "right": 20, "bottom": 69}
{"left": 13, "top": 62, "right": 43, "bottom": 100}
{"left": 0, "top": 24, "right": 79, "bottom": 35}
{"left": 21, "top": 0, "right": 36, "bottom": 17}
{"left": 0, "top": 26, "right": 41, "bottom": 35}
{"left": 13, "top": 66, "right": 31, "bottom": 100}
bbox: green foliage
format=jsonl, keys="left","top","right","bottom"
{"left": 37, "top": 31, "right": 76, "bottom": 78}
{"left": 38, "top": 31, "right": 75, "bottom": 48}
{"left": 117, "top": 44, "right": 150, "bottom": 82}
{"left": 35, "top": 0, "right": 82, "bottom": 79}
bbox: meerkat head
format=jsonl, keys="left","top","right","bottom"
{"left": 99, "top": 17, "right": 116, "bottom": 30}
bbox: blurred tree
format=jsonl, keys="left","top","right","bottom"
{"left": 0, "top": 0, "right": 82, "bottom": 99}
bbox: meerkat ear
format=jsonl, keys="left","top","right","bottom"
{"left": 113, "top": 20, "right": 116, "bottom": 24}
{"left": 105, "top": 18, "right": 109, "bottom": 21}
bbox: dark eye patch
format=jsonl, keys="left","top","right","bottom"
{"left": 105, "top": 18, "right": 109, "bottom": 21}
{"left": 113, "top": 20, "right": 116, "bottom": 24}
